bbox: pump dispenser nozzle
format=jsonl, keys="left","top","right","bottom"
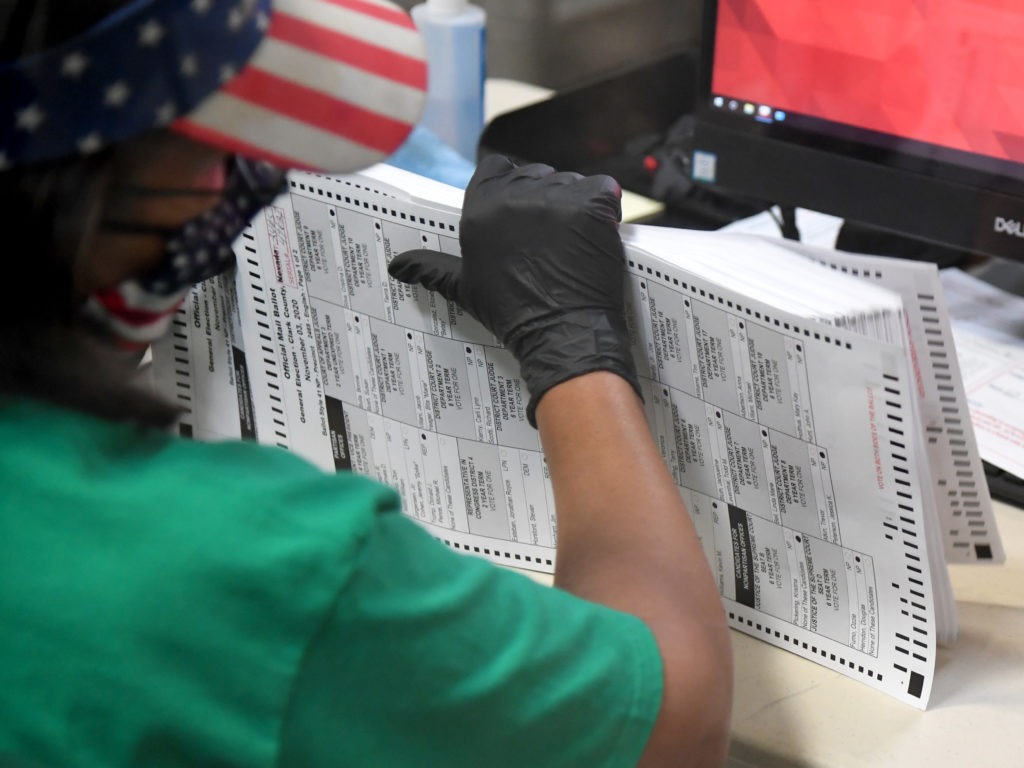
{"left": 426, "top": 0, "right": 467, "bottom": 13}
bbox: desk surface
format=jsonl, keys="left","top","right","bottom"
{"left": 483, "top": 80, "right": 1024, "bottom": 767}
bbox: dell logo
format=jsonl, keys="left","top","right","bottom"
{"left": 994, "top": 216, "right": 1024, "bottom": 238}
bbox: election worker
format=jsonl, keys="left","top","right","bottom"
{"left": 0, "top": 0, "right": 733, "bottom": 765}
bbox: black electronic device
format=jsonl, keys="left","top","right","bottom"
{"left": 477, "top": 48, "right": 766, "bottom": 229}
{"left": 983, "top": 461, "right": 1024, "bottom": 509}
{"left": 690, "top": 0, "right": 1024, "bottom": 263}
{"left": 478, "top": 50, "right": 697, "bottom": 190}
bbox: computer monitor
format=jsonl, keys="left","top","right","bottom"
{"left": 690, "top": 0, "right": 1024, "bottom": 262}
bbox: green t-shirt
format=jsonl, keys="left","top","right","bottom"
{"left": 0, "top": 399, "right": 662, "bottom": 767}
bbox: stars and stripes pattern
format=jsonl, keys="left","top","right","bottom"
{"left": 1, "top": 0, "right": 428, "bottom": 173}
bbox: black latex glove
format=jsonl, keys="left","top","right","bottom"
{"left": 388, "top": 154, "right": 641, "bottom": 427}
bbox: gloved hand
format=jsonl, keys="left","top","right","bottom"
{"left": 388, "top": 154, "right": 641, "bottom": 427}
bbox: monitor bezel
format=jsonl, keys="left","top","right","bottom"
{"left": 692, "top": 0, "right": 1024, "bottom": 261}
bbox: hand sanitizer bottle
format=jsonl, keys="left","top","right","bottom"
{"left": 410, "top": 0, "right": 486, "bottom": 162}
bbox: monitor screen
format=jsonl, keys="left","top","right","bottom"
{"left": 691, "top": 0, "right": 1024, "bottom": 261}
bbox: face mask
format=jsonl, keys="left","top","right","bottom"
{"left": 83, "top": 157, "right": 287, "bottom": 349}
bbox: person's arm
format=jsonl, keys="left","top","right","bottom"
{"left": 388, "top": 154, "right": 733, "bottom": 766}
{"left": 537, "top": 371, "right": 732, "bottom": 767}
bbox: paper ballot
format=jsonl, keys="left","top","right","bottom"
{"left": 152, "top": 165, "right": 1001, "bottom": 709}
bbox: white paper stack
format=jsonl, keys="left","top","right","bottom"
{"left": 152, "top": 164, "right": 1003, "bottom": 709}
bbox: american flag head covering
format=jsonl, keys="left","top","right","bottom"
{"left": 0, "top": 0, "right": 428, "bottom": 172}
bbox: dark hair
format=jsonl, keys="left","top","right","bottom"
{"left": 0, "top": 0, "right": 182, "bottom": 428}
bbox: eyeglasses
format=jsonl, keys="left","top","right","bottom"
{"left": 100, "top": 155, "right": 285, "bottom": 239}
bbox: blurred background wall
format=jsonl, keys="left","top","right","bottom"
{"left": 394, "top": 0, "right": 703, "bottom": 90}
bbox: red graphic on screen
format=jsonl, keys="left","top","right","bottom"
{"left": 711, "top": 0, "right": 1024, "bottom": 163}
